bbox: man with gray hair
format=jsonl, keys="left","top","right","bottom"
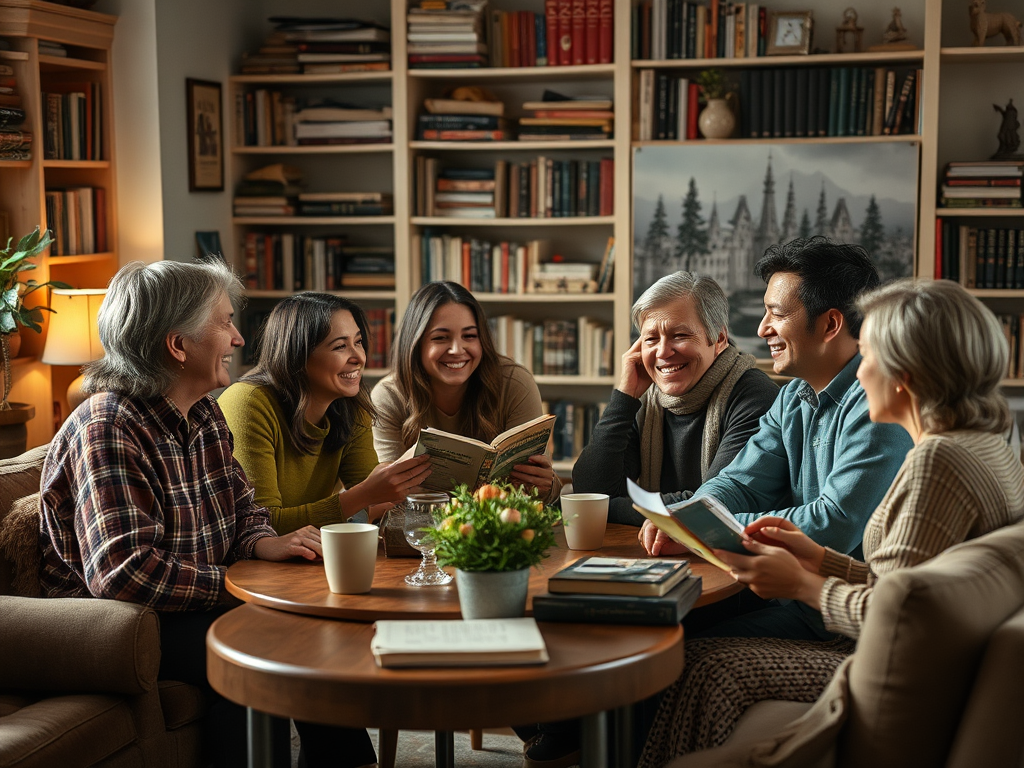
{"left": 573, "top": 271, "right": 778, "bottom": 525}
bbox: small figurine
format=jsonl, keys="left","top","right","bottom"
{"left": 969, "top": 0, "right": 1022, "bottom": 46}
{"left": 992, "top": 99, "right": 1022, "bottom": 160}
{"left": 883, "top": 7, "right": 908, "bottom": 43}
{"left": 835, "top": 7, "right": 864, "bottom": 52}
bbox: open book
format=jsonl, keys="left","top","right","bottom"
{"left": 627, "top": 478, "right": 749, "bottom": 572}
{"left": 371, "top": 617, "right": 549, "bottom": 668}
{"left": 404, "top": 413, "right": 556, "bottom": 493}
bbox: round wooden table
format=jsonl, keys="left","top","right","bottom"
{"left": 225, "top": 523, "right": 742, "bottom": 620}
{"left": 207, "top": 604, "right": 684, "bottom": 768}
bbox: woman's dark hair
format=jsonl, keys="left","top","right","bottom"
{"left": 754, "top": 236, "right": 879, "bottom": 338}
{"left": 242, "top": 292, "right": 376, "bottom": 454}
{"left": 390, "top": 281, "right": 507, "bottom": 449}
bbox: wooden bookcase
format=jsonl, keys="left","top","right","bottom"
{"left": 0, "top": 0, "right": 117, "bottom": 449}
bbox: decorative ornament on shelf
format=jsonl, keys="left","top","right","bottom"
{"left": 696, "top": 69, "right": 736, "bottom": 140}
{"left": 835, "top": 8, "right": 864, "bottom": 53}
{"left": 992, "top": 99, "right": 1023, "bottom": 160}
{"left": 969, "top": 0, "right": 1022, "bottom": 46}
{"left": 868, "top": 7, "right": 918, "bottom": 51}
{"left": 429, "top": 482, "right": 560, "bottom": 619}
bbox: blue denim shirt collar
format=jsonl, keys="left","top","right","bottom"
{"left": 795, "top": 353, "right": 862, "bottom": 409}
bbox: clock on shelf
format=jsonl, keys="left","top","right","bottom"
{"left": 766, "top": 11, "right": 814, "bottom": 55}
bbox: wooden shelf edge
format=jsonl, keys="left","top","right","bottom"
{"left": 967, "top": 289, "right": 1024, "bottom": 298}
{"left": 410, "top": 140, "right": 615, "bottom": 151}
{"left": 230, "top": 72, "right": 393, "bottom": 84}
{"left": 533, "top": 375, "right": 616, "bottom": 385}
{"left": 474, "top": 292, "right": 616, "bottom": 302}
{"left": 232, "top": 216, "right": 396, "bottom": 225}
{"left": 43, "top": 159, "right": 110, "bottom": 169}
{"left": 936, "top": 208, "right": 1024, "bottom": 217}
{"left": 245, "top": 290, "right": 397, "bottom": 300}
{"left": 408, "top": 63, "right": 614, "bottom": 79}
{"left": 634, "top": 136, "right": 920, "bottom": 147}
{"left": 941, "top": 46, "right": 1024, "bottom": 63}
{"left": 632, "top": 50, "right": 924, "bottom": 68}
{"left": 232, "top": 144, "right": 394, "bottom": 155}
{"left": 411, "top": 216, "right": 615, "bottom": 226}
{"left": 39, "top": 54, "right": 105, "bottom": 70}
{"left": 0, "top": 159, "right": 32, "bottom": 168}
{"left": 48, "top": 252, "right": 114, "bottom": 266}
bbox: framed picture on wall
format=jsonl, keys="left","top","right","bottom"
{"left": 766, "top": 11, "right": 814, "bottom": 55}
{"left": 194, "top": 230, "right": 224, "bottom": 262}
{"left": 186, "top": 78, "right": 224, "bottom": 191}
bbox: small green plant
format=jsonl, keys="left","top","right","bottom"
{"left": 429, "top": 482, "right": 561, "bottom": 572}
{"left": 696, "top": 68, "right": 728, "bottom": 100}
{"left": 0, "top": 226, "right": 70, "bottom": 409}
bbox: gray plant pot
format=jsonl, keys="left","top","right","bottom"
{"left": 455, "top": 568, "right": 530, "bottom": 619}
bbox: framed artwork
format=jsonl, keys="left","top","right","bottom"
{"left": 766, "top": 11, "right": 814, "bottom": 55}
{"left": 186, "top": 78, "right": 224, "bottom": 192}
{"left": 194, "top": 230, "right": 224, "bottom": 262}
{"left": 632, "top": 143, "right": 920, "bottom": 356}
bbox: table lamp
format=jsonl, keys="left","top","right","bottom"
{"left": 41, "top": 288, "right": 106, "bottom": 410}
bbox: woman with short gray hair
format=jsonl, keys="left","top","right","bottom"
{"left": 573, "top": 270, "right": 779, "bottom": 526}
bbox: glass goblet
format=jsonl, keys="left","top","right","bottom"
{"left": 402, "top": 492, "right": 453, "bottom": 586}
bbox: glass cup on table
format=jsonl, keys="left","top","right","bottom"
{"left": 401, "top": 492, "right": 453, "bottom": 586}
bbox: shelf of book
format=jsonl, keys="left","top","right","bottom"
{"left": 534, "top": 375, "right": 615, "bottom": 386}
{"left": 937, "top": 209, "right": 1023, "bottom": 218}
{"left": 231, "top": 144, "right": 394, "bottom": 155}
{"left": 229, "top": 72, "right": 393, "bottom": 85}
{"left": 38, "top": 54, "right": 106, "bottom": 71}
{"left": 42, "top": 160, "right": 111, "bottom": 169}
{"left": 246, "top": 289, "right": 397, "bottom": 301}
{"left": 631, "top": 51, "right": 925, "bottom": 69}
{"left": 632, "top": 135, "right": 921, "bottom": 147}
{"left": 967, "top": 289, "right": 1024, "bottom": 298}
{"left": 410, "top": 140, "right": 615, "bottom": 151}
{"left": 411, "top": 216, "right": 614, "bottom": 227}
{"left": 232, "top": 216, "right": 396, "bottom": 226}
{"left": 939, "top": 47, "right": 1024, "bottom": 64}
{"left": 408, "top": 64, "right": 616, "bottom": 81}
{"left": 1000, "top": 379, "right": 1024, "bottom": 388}
{"left": 474, "top": 293, "right": 615, "bottom": 303}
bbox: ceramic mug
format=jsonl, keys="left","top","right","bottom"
{"left": 320, "top": 522, "right": 378, "bottom": 594}
{"left": 560, "top": 493, "right": 609, "bottom": 550}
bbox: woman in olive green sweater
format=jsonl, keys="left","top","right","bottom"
{"left": 220, "top": 293, "right": 430, "bottom": 535}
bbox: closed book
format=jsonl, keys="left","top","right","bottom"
{"left": 371, "top": 618, "right": 549, "bottom": 668}
{"left": 817, "top": 66, "right": 830, "bottom": 136}
{"left": 772, "top": 68, "right": 784, "bottom": 138}
{"left": 420, "top": 129, "right": 505, "bottom": 140}
{"left": 598, "top": 0, "right": 613, "bottom": 62}
{"left": 533, "top": 575, "right": 703, "bottom": 625}
{"left": 571, "top": 0, "right": 586, "bottom": 64}
{"left": 418, "top": 114, "right": 504, "bottom": 130}
{"left": 746, "top": 69, "right": 760, "bottom": 137}
{"left": 794, "top": 67, "right": 808, "bottom": 137}
{"left": 996, "top": 228, "right": 1009, "bottom": 289}
{"left": 847, "top": 68, "right": 861, "bottom": 137}
{"left": 836, "top": 67, "right": 851, "bottom": 137}
{"left": 424, "top": 98, "right": 504, "bottom": 116}
{"left": 806, "top": 67, "right": 819, "bottom": 137}
{"left": 827, "top": 68, "right": 839, "bottom": 136}
{"left": 783, "top": 68, "right": 796, "bottom": 137}
{"left": 1015, "top": 228, "right": 1024, "bottom": 288}
{"left": 1005, "top": 229, "right": 1016, "bottom": 288}
{"left": 739, "top": 69, "right": 751, "bottom": 137}
{"left": 548, "top": 556, "right": 692, "bottom": 597}
{"left": 760, "top": 68, "right": 774, "bottom": 140}
{"left": 983, "top": 229, "right": 996, "bottom": 289}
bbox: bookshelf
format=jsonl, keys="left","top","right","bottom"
{"left": 0, "top": 1, "right": 117, "bottom": 448}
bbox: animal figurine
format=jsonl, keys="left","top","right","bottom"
{"left": 969, "top": 0, "right": 1022, "bottom": 46}
{"left": 883, "top": 7, "right": 908, "bottom": 43}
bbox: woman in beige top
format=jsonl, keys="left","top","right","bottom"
{"left": 371, "top": 281, "right": 560, "bottom": 502}
{"left": 639, "top": 279, "right": 1024, "bottom": 765}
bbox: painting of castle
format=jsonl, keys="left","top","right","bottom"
{"left": 632, "top": 143, "right": 919, "bottom": 355}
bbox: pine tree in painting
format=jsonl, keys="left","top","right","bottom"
{"left": 799, "top": 209, "right": 812, "bottom": 240}
{"left": 675, "top": 178, "right": 709, "bottom": 272}
{"left": 860, "top": 195, "right": 885, "bottom": 257}
{"left": 643, "top": 194, "right": 671, "bottom": 265}
{"left": 814, "top": 184, "right": 829, "bottom": 236}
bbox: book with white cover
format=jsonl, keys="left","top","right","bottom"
{"left": 371, "top": 617, "right": 549, "bottom": 667}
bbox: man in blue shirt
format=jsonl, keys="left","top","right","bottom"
{"left": 641, "top": 236, "right": 914, "bottom": 640}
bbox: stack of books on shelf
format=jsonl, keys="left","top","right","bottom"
{"left": 273, "top": 17, "right": 391, "bottom": 74}
{"left": 243, "top": 233, "right": 395, "bottom": 291}
{"left": 418, "top": 96, "right": 509, "bottom": 141}
{"left": 294, "top": 102, "right": 392, "bottom": 146}
{"left": 939, "top": 160, "right": 1023, "bottom": 209}
{"left": 518, "top": 93, "right": 613, "bottom": 141}
{"left": 533, "top": 557, "right": 701, "bottom": 625}
{"left": 417, "top": 164, "right": 499, "bottom": 218}
{"left": 239, "top": 31, "right": 301, "bottom": 75}
{"left": 936, "top": 223, "right": 1024, "bottom": 288}
{"left": 488, "top": 315, "right": 613, "bottom": 377}
{"left": 407, "top": 1, "right": 488, "bottom": 69}
{"left": 0, "top": 63, "right": 28, "bottom": 161}
{"left": 233, "top": 164, "right": 302, "bottom": 217}
{"left": 543, "top": 400, "right": 608, "bottom": 461}
{"left": 632, "top": 0, "right": 765, "bottom": 59}
{"left": 38, "top": 41, "right": 67, "bottom": 58}
{"left": 637, "top": 72, "right": 697, "bottom": 140}
{"left": 297, "top": 192, "right": 393, "bottom": 217}
{"left": 44, "top": 186, "right": 107, "bottom": 255}
{"left": 42, "top": 82, "right": 102, "bottom": 160}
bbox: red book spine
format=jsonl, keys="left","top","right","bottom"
{"left": 244, "top": 233, "right": 258, "bottom": 289}
{"left": 264, "top": 234, "right": 275, "bottom": 290}
{"left": 462, "top": 240, "right": 472, "bottom": 289}
{"left": 501, "top": 242, "right": 510, "bottom": 292}
{"left": 598, "top": 158, "right": 614, "bottom": 216}
{"left": 93, "top": 186, "right": 106, "bottom": 253}
{"left": 708, "top": 0, "right": 719, "bottom": 59}
{"left": 598, "top": 0, "right": 613, "bottom": 63}
{"left": 571, "top": 0, "right": 586, "bottom": 65}
{"left": 558, "top": 0, "right": 572, "bottom": 65}
{"left": 935, "top": 218, "right": 943, "bottom": 279}
{"left": 585, "top": 0, "right": 600, "bottom": 64}
{"left": 523, "top": 11, "right": 534, "bottom": 67}
{"left": 510, "top": 11, "right": 521, "bottom": 68}
{"left": 687, "top": 82, "right": 700, "bottom": 139}
{"left": 527, "top": 11, "right": 537, "bottom": 66}
{"left": 546, "top": 0, "right": 559, "bottom": 66}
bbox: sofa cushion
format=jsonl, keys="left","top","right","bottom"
{"left": 157, "top": 680, "right": 207, "bottom": 731}
{"left": 0, "top": 694, "right": 137, "bottom": 768}
{"left": 0, "top": 493, "right": 41, "bottom": 597}
{"left": 841, "top": 522, "right": 1024, "bottom": 768}
{"left": 0, "top": 445, "right": 47, "bottom": 596}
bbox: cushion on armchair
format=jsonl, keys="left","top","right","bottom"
{"left": 0, "top": 444, "right": 47, "bottom": 596}
{"left": 0, "top": 492, "right": 42, "bottom": 597}
{"left": 0, "top": 596, "right": 160, "bottom": 696}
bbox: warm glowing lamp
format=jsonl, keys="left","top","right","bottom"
{"left": 41, "top": 289, "right": 106, "bottom": 410}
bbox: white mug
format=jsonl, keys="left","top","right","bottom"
{"left": 560, "top": 493, "right": 610, "bottom": 550}
{"left": 320, "top": 523, "right": 378, "bottom": 594}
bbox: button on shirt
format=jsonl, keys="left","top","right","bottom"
{"left": 39, "top": 392, "right": 276, "bottom": 611}
{"left": 690, "top": 354, "right": 914, "bottom": 555}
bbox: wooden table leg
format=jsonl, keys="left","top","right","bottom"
{"left": 379, "top": 728, "right": 399, "bottom": 768}
{"left": 246, "top": 708, "right": 273, "bottom": 768}
{"left": 614, "top": 705, "right": 634, "bottom": 768}
{"left": 434, "top": 730, "right": 455, "bottom": 768}
{"left": 470, "top": 727, "right": 483, "bottom": 750}
{"left": 581, "top": 711, "right": 609, "bottom": 768}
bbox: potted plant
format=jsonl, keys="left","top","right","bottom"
{"left": 430, "top": 482, "right": 561, "bottom": 619}
{"left": 696, "top": 68, "right": 736, "bottom": 139}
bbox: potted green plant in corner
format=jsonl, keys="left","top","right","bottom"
{"left": 0, "top": 226, "right": 68, "bottom": 456}
{"left": 430, "top": 482, "right": 561, "bottom": 619}
{"left": 696, "top": 68, "right": 736, "bottom": 139}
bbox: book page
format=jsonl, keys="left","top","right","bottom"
{"left": 372, "top": 617, "right": 547, "bottom": 654}
{"left": 413, "top": 429, "right": 493, "bottom": 492}
{"left": 487, "top": 413, "right": 556, "bottom": 481}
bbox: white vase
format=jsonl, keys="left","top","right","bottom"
{"left": 455, "top": 568, "right": 530, "bottom": 619}
{"left": 698, "top": 98, "right": 735, "bottom": 139}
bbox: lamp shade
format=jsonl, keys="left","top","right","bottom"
{"left": 41, "top": 289, "right": 106, "bottom": 365}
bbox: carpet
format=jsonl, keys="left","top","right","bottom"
{"left": 289, "top": 727, "right": 528, "bottom": 767}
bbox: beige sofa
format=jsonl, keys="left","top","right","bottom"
{"left": 0, "top": 445, "right": 206, "bottom": 768}
{"left": 667, "top": 520, "right": 1024, "bottom": 768}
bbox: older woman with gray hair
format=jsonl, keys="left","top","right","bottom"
{"left": 573, "top": 271, "right": 778, "bottom": 525}
{"left": 38, "top": 260, "right": 375, "bottom": 768}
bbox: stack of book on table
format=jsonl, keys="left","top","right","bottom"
{"left": 372, "top": 617, "right": 548, "bottom": 668}
{"left": 533, "top": 557, "right": 700, "bottom": 625}
{"left": 940, "top": 160, "right": 1023, "bottom": 209}
{"left": 272, "top": 17, "right": 391, "bottom": 74}
{"left": 294, "top": 103, "right": 392, "bottom": 145}
{"left": 518, "top": 92, "right": 614, "bottom": 141}
{"left": 418, "top": 96, "right": 509, "bottom": 141}
{"left": 407, "top": 1, "right": 488, "bottom": 69}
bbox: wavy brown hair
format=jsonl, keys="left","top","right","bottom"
{"left": 390, "top": 281, "right": 508, "bottom": 449}
{"left": 242, "top": 292, "right": 376, "bottom": 454}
